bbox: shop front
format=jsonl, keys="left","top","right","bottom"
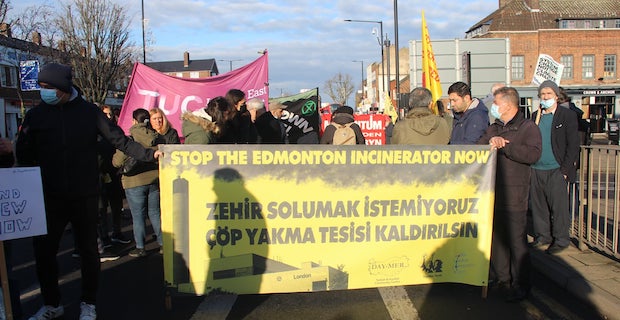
{"left": 566, "top": 88, "right": 619, "bottom": 134}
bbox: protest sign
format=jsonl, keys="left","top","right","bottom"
{"left": 0, "top": 167, "right": 47, "bottom": 241}
{"left": 159, "top": 145, "right": 496, "bottom": 295}
{"left": 532, "top": 54, "right": 564, "bottom": 85}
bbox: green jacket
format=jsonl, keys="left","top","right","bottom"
{"left": 112, "top": 123, "right": 159, "bottom": 189}
{"left": 392, "top": 107, "right": 451, "bottom": 145}
{"left": 182, "top": 110, "right": 219, "bottom": 144}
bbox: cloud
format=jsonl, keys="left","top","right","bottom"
{"left": 10, "top": 0, "right": 498, "bottom": 98}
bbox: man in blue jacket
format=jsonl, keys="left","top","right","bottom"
{"left": 16, "top": 63, "right": 163, "bottom": 320}
{"left": 529, "top": 80, "right": 580, "bottom": 255}
{"left": 448, "top": 81, "right": 489, "bottom": 144}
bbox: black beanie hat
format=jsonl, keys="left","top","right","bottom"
{"left": 38, "top": 63, "right": 73, "bottom": 93}
{"left": 334, "top": 106, "right": 354, "bottom": 115}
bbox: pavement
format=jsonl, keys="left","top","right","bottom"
{"left": 529, "top": 241, "right": 620, "bottom": 320}
{"left": 529, "top": 133, "right": 620, "bottom": 320}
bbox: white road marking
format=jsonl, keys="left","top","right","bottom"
{"left": 378, "top": 286, "right": 420, "bottom": 320}
{"left": 190, "top": 294, "right": 237, "bottom": 320}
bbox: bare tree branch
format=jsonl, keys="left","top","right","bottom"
{"left": 56, "top": 0, "right": 135, "bottom": 104}
{"left": 323, "top": 73, "right": 355, "bottom": 106}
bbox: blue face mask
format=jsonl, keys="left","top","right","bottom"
{"left": 490, "top": 103, "right": 502, "bottom": 120}
{"left": 40, "top": 88, "right": 61, "bottom": 105}
{"left": 540, "top": 98, "right": 556, "bottom": 109}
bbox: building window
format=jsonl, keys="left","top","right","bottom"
{"left": 616, "top": 19, "right": 620, "bottom": 28}
{"left": 604, "top": 55, "right": 616, "bottom": 79}
{"left": 0, "top": 65, "right": 17, "bottom": 88}
{"left": 190, "top": 72, "right": 199, "bottom": 78}
{"left": 582, "top": 55, "right": 594, "bottom": 79}
{"left": 561, "top": 55, "right": 573, "bottom": 79}
{"left": 511, "top": 55, "right": 524, "bottom": 80}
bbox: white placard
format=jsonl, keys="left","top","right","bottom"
{"left": 0, "top": 167, "right": 47, "bottom": 241}
{"left": 532, "top": 54, "right": 564, "bottom": 86}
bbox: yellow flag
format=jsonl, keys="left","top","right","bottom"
{"left": 422, "top": 11, "right": 442, "bottom": 114}
{"left": 384, "top": 92, "right": 398, "bottom": 124}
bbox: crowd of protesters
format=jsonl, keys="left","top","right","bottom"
{"left": 1, "top": 60, "right": 585, "bottom": 319}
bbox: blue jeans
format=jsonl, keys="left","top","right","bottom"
{"left": 124, "top": 183, "right": 162, "bottom": 249}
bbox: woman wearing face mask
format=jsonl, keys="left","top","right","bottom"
{"left": 221, "top": 89, "right": 256, "bottom": 143}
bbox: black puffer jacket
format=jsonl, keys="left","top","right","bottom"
{"left": 16, "top": 94, "right": 155, "bottom": 197}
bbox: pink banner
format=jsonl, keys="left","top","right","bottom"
{"left": 118, "top": 53, "right": 269, "bottom": 134}
{"left": 320, "top": 113, "right": 391, "bottom": 145}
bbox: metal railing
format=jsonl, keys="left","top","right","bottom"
{"left": 572, "top": 145, "right": 620, "bottom": 258}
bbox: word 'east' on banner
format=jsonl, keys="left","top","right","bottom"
{"left": 118, "top": 53, "right": 269, "bottom": 136}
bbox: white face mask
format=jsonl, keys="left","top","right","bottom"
{"left": 540, "top": 98, "right": 556, "bottom": 109}
{"left": 490, "top": 104, "right": 502, "bottom": 120}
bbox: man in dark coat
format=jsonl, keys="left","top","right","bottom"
{"left": 529, "top": 80, "right": 580, "bottom": 255}
{"left": 478, "top": 86, "right": 542, "bottom": 302}
{"left": 16, "top": 63, "right": 162, "bottom": 320}
{"left": 448, "top": 81, "right": 489, "bottom": 144}
{"left": 255, "top": 101, "right": 288, "bottom": 144}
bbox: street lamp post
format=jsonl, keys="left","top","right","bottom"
{"left": 218, "top": 59, "right": 243, "bottom": 72}
{"left": 393, "top": 0, "right": 400, "bottom": 110}
{"left": 141, "top": 0, "right": 146, "bottom": 63}
{"left": 352, "top": 60, "right": 364, "bottom": 106}
{"left": 344, "top": 19, "right": 386, "bottom": 100}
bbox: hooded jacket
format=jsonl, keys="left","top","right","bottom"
{"left": 181, "top": 109, "right": 219, "bottom": 144}
{"left": 391, "top": 107, "right": 450, "bottom": 145}
{"left": 16, "top": 93, "right": 155, "bottom": 197}
{"left": 320, "top": 113, "right": 365, "bottom": 144}
{"left": 112, "top": 123, "right": 159, "bottom": 189}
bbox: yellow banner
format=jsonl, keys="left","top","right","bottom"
{"left": 383, "top": 92, "right": 398, "bottom": 124}
{"left": 422, "top": 11, "right": 442, "bottom": 114}
{"left": 159, "top": 145, "right": 496, "bottom": 295}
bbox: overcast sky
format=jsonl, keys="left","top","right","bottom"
{"left": 11, "top": 0, "right": 499, "bottom": 101}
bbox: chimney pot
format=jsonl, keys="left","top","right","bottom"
{"left": 32, "top": 31, "right": 42, "bottom": 45}
{"left": 0, "top": 23, "right": 11, "bottom": 38}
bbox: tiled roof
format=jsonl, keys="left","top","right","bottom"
{"left": 467, "top": 0, "right": 620, "bottom": 34}
{"left": 146, "top": 58, "right": 219, "bottom": 74}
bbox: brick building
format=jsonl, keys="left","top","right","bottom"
{"left": 466, "top": 0, "right": 620, "bottom": 131}
{"left": 146, "top": 51, "right": 219, "bottom": 79}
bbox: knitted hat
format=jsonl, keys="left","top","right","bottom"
{"left": 38, "top": 63, "right": 73, "bottom": 93}
{"left": 538, "top": 80, "right": 559, "bottom": 97}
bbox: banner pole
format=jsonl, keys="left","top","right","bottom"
{"left": 0, "top": 241, "right": 14, "bottom": 320}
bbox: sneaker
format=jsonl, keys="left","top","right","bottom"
{"left": 100, "top": 250, "right": 120, "bottom": 262}
{"left": 546, "top": 244, "right": 569, "bottom": 255}
{"left": 129, "top": 248, "right": 146, "bottom": 257}
{"left": 111, "top": 233, "right": 131, "bottom": 244}
{"left": 101, "top": 238, "right": 113, "bottom": 249}
{"left": 79, "top": 302, "right": 97, "bottom": 320}
{"left": 28, "top": 304, "right": 64, "bottom": 320}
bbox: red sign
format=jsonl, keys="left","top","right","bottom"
{"left": 320, "top": 114, "right": 391, "bottom": 145}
